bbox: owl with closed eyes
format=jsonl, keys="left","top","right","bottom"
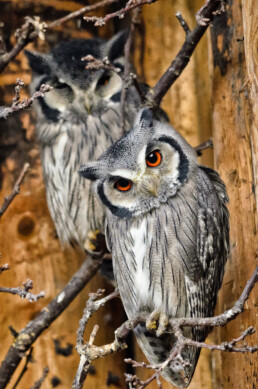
{"left": 79, "top": 108, "right": 229, "bottom": 387}
{"left": 25, "top": 32, "right": 148, "bottom": 271}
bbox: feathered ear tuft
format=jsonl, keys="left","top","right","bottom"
{"left": 24, "top": 51, "right": 51, "bottom": 74}
{"left": 79, "top": 162, "right": 107, "bottom": 181}
{"left": 105, "top": 30, "right": 129, "bottom": 61}
{"left": 134, "top": 108, "right": 154, "bottom": 130}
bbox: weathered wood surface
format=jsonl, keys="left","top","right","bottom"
{"left": 210, "top": 1, "right": 258, "bottom": 388}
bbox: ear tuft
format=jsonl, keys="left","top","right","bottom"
{"left": 134, "top": 108, "right": 153, "bottom": 129}
{"left": 106, "top": 30, "right": 129, "bottom": 61}
{"left": 24, "top": 50, "right": 51, "bottom": 74}
{"left": 79, "top": 162, "right": 106, "bottom": 181}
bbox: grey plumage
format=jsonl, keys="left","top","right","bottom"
{"left": 25, "top": 32, "right": 144, "bottom": 257}
{"left": 79, "top": 108, "right": 229, "bottom": 388}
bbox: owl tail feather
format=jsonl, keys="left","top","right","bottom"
{"left": 134, "top": 325, "right": 201, "bottom": 388}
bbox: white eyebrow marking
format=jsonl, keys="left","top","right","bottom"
{"left": 110, "top": 169, "right": 137, "bottom": 180}
{"left": 110, "top": 146, "right": 147, "bottom": 180}
{"left": 137, "top": 146, "right": 147, "bottom": 166}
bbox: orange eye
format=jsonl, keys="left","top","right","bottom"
{"left": 114, "top": 178, "right": 132, "bottom": 192}
{"left": 146, "top": 150, "right": 162, "bottom": 167}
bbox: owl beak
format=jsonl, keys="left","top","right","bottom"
{"left": 142, "top": 180, "right": 159, "bottom": 197}
{"left": 146, "top": 186, "right": 159, "bottom": 197}
{"left": 84, "top": 95, "right": 92, "bottom": 114}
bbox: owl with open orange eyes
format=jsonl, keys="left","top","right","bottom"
{"left": 79, "top": 108, "right": 229, "bottom": 387}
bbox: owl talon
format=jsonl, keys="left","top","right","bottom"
{"left": 84, "top": 230, "right": 107, "bottom": 257}
{"left": 146, "top": 311, "right": 169, "bottom": 336}
{"left": 146, "top": 310, "right": 160, "bottom": 331}
{"left": 156, "top": 313, "right": 169, "bottom": 337}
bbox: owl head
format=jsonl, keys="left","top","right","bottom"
{"left": 79, "top": 109, "right": 198, "bottom": 218}
{"left": 25, "top": 31, "right": 128, "bottom": 122}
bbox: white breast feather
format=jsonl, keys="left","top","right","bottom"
{"left": 130, "top": 219, "right": 150, "bottom": 305}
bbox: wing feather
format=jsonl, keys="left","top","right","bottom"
{"left": 185, "top": 166, "right": 229, "bottom": 341}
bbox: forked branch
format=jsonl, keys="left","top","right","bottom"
{"left": 145, "top": 0, "right": 224, "bottom": 108}
{"left": 73, "top": 266, "right": 257, "bottom": 389}
{"left": 0, "top": 257, "right": 103, "bottom": 389}
{"left": 0, "top": 279, "right": 45, "bottom": 302}
{"left": 0, "top": 80, "right": 52, "bottom": 119}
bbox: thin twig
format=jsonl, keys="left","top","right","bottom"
{"left": 0, "top": 0, "right": 121, "bottom": 73}
{"left": 175, "top": 12, "right": 191, "bottom": 36}
{"left": 77, "top": 288, "right": 120, "bottom": 346}
{"left": 194, "top": 138, "right": 213, "bottom": 156}
{"left": 145, "top": 0, "right": 223, "bottom": 109}
{"left": 0, "top": 162, "right": 30, "bottom": 220}
{"left": 0, "top": 80, "right": 52, "bottom": 119}
{"left": 48, "top": 0, "right": 119, "bottom": 29}
{"left": 73, "top": 289, "right": 120, "bottom": 389}
{"left": 83, "top": 55, "right": 145, "bottom": 107}
{"left": 0, "top": 17, "right": 47, "bottom": 73}
{"left": 121, "top": 7, "right": 142, "bottom": 133}
{"left": 84, "top": 0, "right": 157, "bottom": 26}
{"left": 0, "top": 257, "right": 103, "bottom": 389}
{"left": 0, "top": 279, "right": 45, "bottom": 302}
{"left": 73, "top": 266, "right": 257, "bottom": 389}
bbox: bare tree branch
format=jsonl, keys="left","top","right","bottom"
{"left": 0, "top": 162, "right": 30, "bottom": 220}
{"left": 0, "top": 279, "right": 45, "bottom": 302}
{"left": 84, "top": 0, "right": 157, "bottom": 26}
{"left": 48, "top": 0, "right": 119, "bottom": 29}
{"left": 0, "top": 80, "right": 52, "bottom": 119}
{"left": 0, "top": 257, "right": 103, "bottom": 389}
{"left": 1, "top": 0, "right": 149, "bottom": 74}
{"left": 73, "top": 289, "right": 120, "bottom": 388}
{"left": 121, "top": 7, "right": 142, "bottom": 133}
{"left": 175, "top": 12, "right": 191, "bottom": 36}
{"left": 0, "top": 17, "right": 47, "bottom": 73}
{"left": 194, "top": 138, "right": 213, "bottom": 156}
{"left": 145, "top": 0, "right": 224, "bottom": 109}
{"left": 73, "top": 266, "right": 257, "bottom": 389}
{"left": 83, "top": 55, "right": 145, "bottom": 106}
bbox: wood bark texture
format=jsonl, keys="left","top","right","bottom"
{"left": 210, "top": 1, "right": 258, "bottom": 388}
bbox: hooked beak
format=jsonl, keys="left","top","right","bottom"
{"left": 84, "top": 94, "right": 92, "bottom": 114}
{"left": 140, "top": 177, "right": 159, "bottom": 198}
{"left": 146, "top": 185, "right": 159, "bottom": 197}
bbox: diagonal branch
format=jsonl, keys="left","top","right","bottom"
{"left": 0, "top": 80, "right": 52, "bottom": 119}
{"left": 145, "top": 0, "right": 223, "bottom": 109}
{"left": 48, "top": 0, "right": 119, "bottom": 29}
{"left": 84, "top": 0, "right": 157, "bottom": 26}
{"left": 0, "top": 0, "right": 119, "bottom": 73}
{"left": 0, "top": 162, "right": 30, "bottom": 220}
{"left": 0, "top": 257, "right": 103, "bottom": 389}
{"left": 73, "top": 266, "right": 257, "bottom": 389}
{"left": 0, "top": 279, "right": 45, "bottom": 302}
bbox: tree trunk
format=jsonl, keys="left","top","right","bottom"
{"left": 210, "top": 1, "right": 258, "bottom": 387}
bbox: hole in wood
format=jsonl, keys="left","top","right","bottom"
{"left": 17, "top": 215, "right": 35, "bottom": 236}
